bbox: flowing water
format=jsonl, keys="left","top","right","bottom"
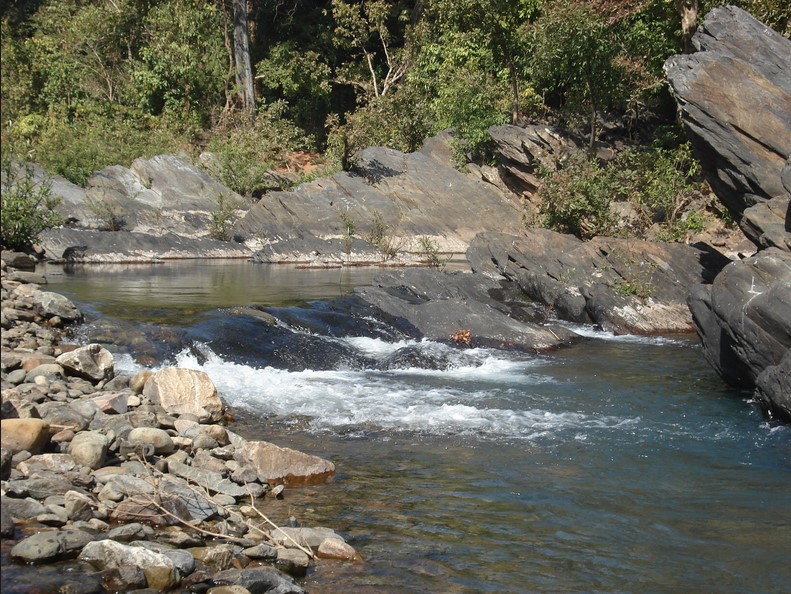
{"left": 37, "top": 260, "right": 791, "bottom": 593}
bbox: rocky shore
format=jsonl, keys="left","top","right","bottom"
{"left": 1, "top": 252, "right": 356, "bottom": 593}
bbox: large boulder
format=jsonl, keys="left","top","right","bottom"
{"left": 351, "top": 267, "right": 578, "bottom": 350}
{"left": 0, "top": 418, "right": 50, "bottom": 454}
{"left": 142, "top": 367, "right": 224, "bottom": 422}
{"left": 664, "top": 6, "right": 791, "bottom": 248}
{"left": 56, "top": 343, "right": 115, "bottom": 382}
{"left": 79, "top": 539, "right": 178, "bottom": 591}
{"left": 688, "top": 248, "right": 791, "bottom": 419}
{"left": 467, "top": 229, "right": 729, "bottom": 335}
{"left": 234, "top": 440, "right": 335, "bottom": 486}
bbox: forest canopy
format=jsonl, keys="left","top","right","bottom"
{"left": 1, "top": 0, "right": 788, "bottom": 191}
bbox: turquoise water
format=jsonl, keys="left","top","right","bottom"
{"left": 42, "top": 260, "right": 791, "bottom": 593}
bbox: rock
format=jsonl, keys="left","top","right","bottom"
{"left": 10, "top": 528, "right": 93, "bottom": 563}
{"left": 158, "top": 474, "right": 219, "bottom": 522}
{"left": 1, "top": 503, "right": 14, "bottom": 537}
{"left": 79, "top": 539, "right": 178, "bottom": 591}
{"left": 102, "top": 565, "right": 148, "bottom": 592}
{"left": 92, "top": 391, "right": 129, "bottom": 414}
{"left": 317, "top": 537, "right": 357, "bottom": 561}
{"left": 242, "top": 543, "right": 278, "bottom": 560}
{"left": 275, "top": 548, "right": 310, "bottom": 577}
{"left": 131, "top": 369, "right": 153, "bottom": 394}
{"left": 213, "top": 567, "right": 305, "bottom": 594}
{"left": 8, "top": 472, "right": 84, "bottom": 499}
{"left": 64, "top": 490, "right": 96, "bottom": 522}
{"left": 25, "top": 363, "right": 65, "bottom": 383}
{"left": 664, "top": 6, "right": 791, "bottom": 241}
{"left": 488, "top": 124, "right": 579, "bottom": 196}
{"left": 1, "top": 496, "right": 47, "bottom": 519}
{"left": 127, "top": 426, "right": 175, "bottom": 455}
{"left": 755, "top": 351, "right": 791, "bottom": 420}
{"left": 238, "top": 138, "right": 525, "bottom": 262}
{"left": 167, "top": 460, "right": 249, "bottom": 498}
{"left": 106, "top": 522, "right": 150, "bottom": 542}
{"left": 132, "top": 541, "right": 196, "bottom": 576}
{"left": 208, "top": 586, "right": 253, "bottom": 594}
{"left": 467, "top": 230, "right": 730, "bottom": 335}
{"left": 98, "top": 474, "right": 156, "bottom": 502}
{"left": 16, "top": 453, "right": 77, "bottom": 476}
{"left": 0, "top": 418, "right": 50, "bottom": 454}
{"left": 234, "top": 441, "right": 335, "bottom": 486}
{"left": 1, "top": 251, "right": 37, "bottom": 270}
{"left": 269, "top": 526, "right": 343, "bottom": 549}
{"left": 741, "top": 194, "right": 791, "bottom": 252}
{"left": 353, "top": 266, "right": 577, "bottom": 350}
{"left": 0, "top": 447, "right": 11, "bottom": 479}
{"left": 688, "top": 248, "right": 791, "bottom": 419}
{"left": 56, "top": 343, "right": 115, "bottom": 382}
{"left": 109, "top": 494, "right": 191, "bottom": 526}
{"left": 190, "top": 543, "right": 238, "bottom": 571}
{"left": 142, "top": 367, "right": 224, "bottom": 422}
{"left": 69, "top": 430, "right": 110, "bottom": 469}
{"left": 32, "top": 291, "right": 83, "bottom": 322}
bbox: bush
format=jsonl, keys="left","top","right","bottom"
{"left": 203, "top": 102, "right": 313, "bottom": 197}
{"left": 537, "top": 153, "right": 617, "bottom": 239}
{"left": 1, "top": 157, "right": 62, "bottom": 250}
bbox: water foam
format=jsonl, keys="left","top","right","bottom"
{"left": 172, "top": 338, "right": 638, "bottom": 441}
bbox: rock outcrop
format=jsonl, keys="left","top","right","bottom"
{"left": 687, "top": 248, "right": 791, "bottom": 419}
{"left": 664, "top": 5, "right": 791, "bottom": 243}
{"left": 237, "top": 139, "right": 526, "bottom": 264}
{"left": 467, "top": 229, "right": 730, "bottom": 335}
{"left": 665, "top": 6, "right": 791, "bottom": 420}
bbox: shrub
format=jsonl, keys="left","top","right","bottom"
{"left": 537, "top": 153, "right": 617, "bottom": 239}
{"left": 1, "top": 157, "right": 63, "bottom": 250}
{"left": 208, "top": 193, "right": 240, "bottom": 241}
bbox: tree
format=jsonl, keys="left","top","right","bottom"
{"left": 529, "top": 1, "right": 627, "bottom": 150}
{"left": 232, "top": 0, "right": 255, "bottom": 115}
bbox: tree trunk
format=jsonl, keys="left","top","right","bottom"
{"left": 233, "top": 0, "right": 255, "bottom": 116}
{"left": 675, "top": 0, "right": 698, "bottom": 54}
{"left": 508, "top": 57, "right": 519, "bottom": 125}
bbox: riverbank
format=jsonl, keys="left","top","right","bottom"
{"left": 1, "top": 252, "right": 357, "bottom": 593}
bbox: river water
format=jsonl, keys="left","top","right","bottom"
{"left": 41, "top": 260, "right": 791, "bottom": 593}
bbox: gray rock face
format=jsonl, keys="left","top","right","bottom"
{"left": 664, "top": 6, "right": 791, "bottom": 245}
{"left": 467, "top": 230, "right": 729, "bottom": 335}
{"left": 488, "top": 124, "right": 579, "bottom": 195}
{"left": 239, "top": 139, "right": 525, "bottom": 263}
{"left": 688, "top": 248, "right": 791, "bottom": 419}
{"left": 352, "top": 267, "right": 578, "bottom": 350}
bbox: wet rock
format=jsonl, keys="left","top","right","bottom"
{"left": 142, "top": 367, "right": 224, "bottom": 422}
{"left": 102, "top": 565, "right": 148, "bottom": 592}
{"left": 275, "top": 548, "right": 310, "bottom": 577}
{"left": 235, "top": 441, "right": 335, "bottom": 487}
{"left": 317, "top": 537, "right": 357, "bottom": 561}
{"left": 79, "top": 539, "right": 178, "bottom": 591}
{"left": 213, "top": 567, "right": 305, "bottom": 594}
{"left": 56, "top": 343, "right": 115, "bottom": 382}
{"left": 69, "top": 430, "right": 110, "bottom": 469}
{"left": 755, "top": 351, "right": 791, "bottom": 419}
{"left": 1, "top": 503, "right": 15, "bottom": 537}
{"left": 269, "top": 526, "right": 343, "bottom": 549}
{"left": 10, "top": 528, "right": 94, "bottom": 563}
{"left": 0, "top": 418, "right": 50, "bottom": 454}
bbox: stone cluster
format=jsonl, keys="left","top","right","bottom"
{"left": 1, "top": 252, "right": 356, "bottom": 593}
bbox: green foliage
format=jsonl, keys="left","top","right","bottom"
{"left": 528, "top": 1, "right": 630, "bottom": 146}
{"left": 1, "top": 150, "right": 63, "bottom": 250}
{"left": 256, "top": 43, "right": 332, "bottom": 137}
{"left": 208, "top": 193, "right": 240, "bottom": 242}
{"left": 339, "top": 208, "right": 357, "bottom": 253}
{"left": 537, "top": 153, "right": 617, "bottom": 240}
{"left": 31, "top": 106, "right": 180, "bottom": 186}
{"left": 418, "top": 235, "right": 446, "bottom": 268}
{"left": 367, "top": 210, "right": 401, "bottom": 260}
{"left": 130, "top": 0, "right": 226, "bottom": 123}
{"left": 203, "top": 102, "right": 313, "bottom": 198}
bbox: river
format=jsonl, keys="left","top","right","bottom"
{"left": 41, "top": 260, "right": 791, "bottom": 593}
